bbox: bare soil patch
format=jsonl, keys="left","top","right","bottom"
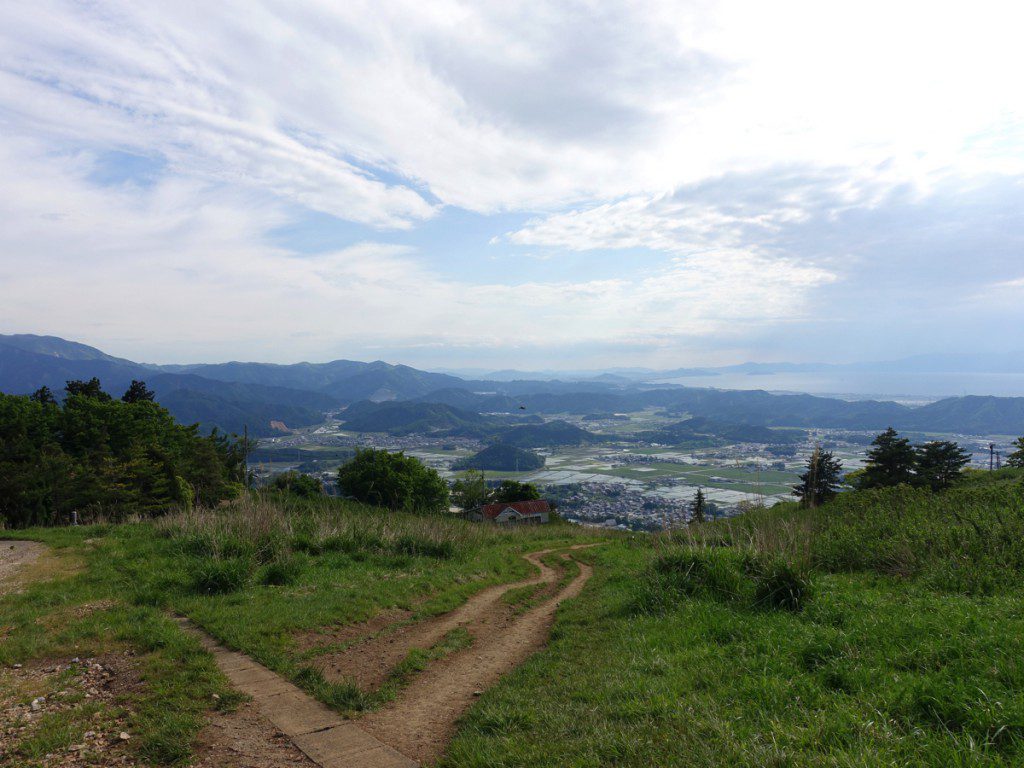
{"left": 0, "top": 653, "right": 140, "bottom": 767}
{"left": 191, "top": 700, "right": 316, "bottom": 768}
{"left": 0, "top": 541, "right": 50, "bottom": 595}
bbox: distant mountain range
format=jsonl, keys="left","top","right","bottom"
{"left": 3, "top": 334, "right": 1024, "bottom": 438}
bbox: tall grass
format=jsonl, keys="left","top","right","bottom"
{"left": 668, "top": 472, "right": 1024, "bottom": 595}
{"left": 156, "top": 492, "right": 582, "bottom": 595}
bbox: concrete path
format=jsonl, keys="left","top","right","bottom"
{"left": 175, "top": 618, "right": 418, "bottom": 768}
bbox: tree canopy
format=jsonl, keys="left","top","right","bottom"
{"left": 914, "top": 440, "right": 971, "bottom": 491}
{"left": 0, "top": 380, "right": 246, "bottom": 527}
{"left": 492, "top": 479, "right": 541, "bottom": 504}
{"left": 859, "top": 427, "right": 916, "bottom": 489}
{"left": 1007, "top": 436, "right": 1024, "bottom": 469}
{"left": 792, "top": 448, "right": 844, "bottom": 508}
{"left": 336, "top": 448, "right": 449, "bottom": 513}
{"left": 270, "top": 470, "right": 323, "bottom": 498}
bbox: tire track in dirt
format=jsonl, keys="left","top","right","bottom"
{"left": 359, "top": 549, "right": 596, "bottom": 764}
{"left": 312, "top": 549, "right": 563, "bottom": 690}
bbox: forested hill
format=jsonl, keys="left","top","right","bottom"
{"left": 3, "top": 334, "right": 1024, "bottom": 435}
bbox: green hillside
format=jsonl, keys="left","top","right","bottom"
{"left": 3, "top": 466, "right": 1024, "bottom": 766}
{"left": 453, "top": 443, "right": 546, "bottom": 472}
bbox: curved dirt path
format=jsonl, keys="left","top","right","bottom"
{"left": 313, "top": 548, "right": 562, "bottom": 690}
{"left": 0, "top": 541, "right": 48, "bottom": 596}
{"left": 361, "top": 550, "right": 595, "bottom": 763}
{"left": 186, "top": 545, "right": 597, "bottom": 767}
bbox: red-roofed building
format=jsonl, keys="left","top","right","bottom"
{"left": 471, "top": 499, "right": 550, "bottom": 525}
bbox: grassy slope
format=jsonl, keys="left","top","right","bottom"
{"left": 5, "top": 472, "right": 1024, "bottom": 767}
{"left": 446, "top": 473, "right": 1024, "bottom": 767}
{"left": 0, "top": 496, "right": 598, "bottom": 764}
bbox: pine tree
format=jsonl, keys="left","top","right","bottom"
{"left": 29, "top": 386, "right": 57, "bottom": 405}
{"left": 690, "top": 487, "right": 707, "bottom": 524}
{"left": 1007, "top": 436, "right": 1024, "bottom": 469}
{"left": 792, "top": 446, "right": 843, "bottom": 507}
{"left": 860, "top": 427, "right": 916, "bottom": 488}
{"left": 914, "top": 440, "right": 970, "bottom": 491}
{"left": 65, "top": 377, "right": 111, "bottom": 401}
{"left": 122, "top": 380, "right": 156, "bottom": 403}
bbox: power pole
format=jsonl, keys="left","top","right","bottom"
{"left": 989, "top": 443, "right": 995, "bottom": 472}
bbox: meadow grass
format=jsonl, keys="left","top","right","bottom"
{"left": 444, "top": 471, "right": 1024, "bottom": 767}
{"left": 0, "top": 492, "right": 597, "bottom": 764}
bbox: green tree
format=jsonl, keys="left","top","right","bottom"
{"left": 914, "top": 440, "right": 970, "bottom": 491}
{"left": 451, "top": 469, "right": 492, "bottom": 511}
{"left": 337, "top": 448, "right": 449, "bottom": 513}
{"left": 792, "top": 447, "right": 843, "bottom": 507}
{"left": 29, "top": 386, "right": 57, "bottom": 405}
{"left": 0, "top": 382, "right": 244, "bottom": 527}
{"left": 65, "top": 377, "right": 111, "bottom": 401}
{"left": 122, "top": 379, "right": 156, "bottom": 403}
{"left": 1006, "top": 436, "right": 1024, "bottom": 469}
{"left": 492, "top": 479, "right": 541, "bottom": 504}
{"left": 271, "top": 470, "right": 323, "bottom": 498}
{"left": 690, "top": 487, "right": 707, "bottom": 524}
{"left": 859, "top": 427, "right": 916, "bottom": 488}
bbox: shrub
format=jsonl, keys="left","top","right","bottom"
{"left": 190, "top": 558, "right": 252, "bottom": 595}
{"left": 393, "top": 534, "right": 455, "bottom": 559}
{"left": 751, "top": 556, "right": 812, "bottom": 611}
{"left": 259, "top": 554, "right": 306, "bottom": 586}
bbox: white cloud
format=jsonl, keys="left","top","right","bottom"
{"left": 0, "top": 138, "right": 834, "bottom": 363}
{"left": 4, "top": 0, "right": 1022, "bottom": 220}
{"left": 1, "top": 1, "right": 1023, "bottom": 366}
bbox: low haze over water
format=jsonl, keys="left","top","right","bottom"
{"left": 659, "top": 372, "right": 1024, "bottom": 401}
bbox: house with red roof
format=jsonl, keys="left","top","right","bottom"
{"left": 470, "top": 499, "right": 550, "bottom": 525}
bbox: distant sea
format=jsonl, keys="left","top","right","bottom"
{"left": 656, "top": 372, "right": 1024, "bottom": 403}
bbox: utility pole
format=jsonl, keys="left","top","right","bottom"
{"left": 989, "top": 443, "right": 995, "bottom": 471}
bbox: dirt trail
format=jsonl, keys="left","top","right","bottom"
{"left": 314, "top": 548, "right": 562, "bottom": 690}
{"left": 185, "top": 545, "right": 596, "bottom": 767}
{"left": 361, "top": 551, "right": 595, "bottom": 763}
{"left": 0, "top": 541, "right": 48, "bottom": 595}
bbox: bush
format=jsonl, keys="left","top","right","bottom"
{"left": 393, "top": 534, "right": 455, "bottom": 559}
{"left": 259, "top": 555, "right": 306, "bottom": 586}
{"left": 749, "top": 556, "right": 812, "bottom": 611}
{"left": 642, "top": 548, "right": 812, "bottom": 613}
{"left": 190, "top": 558, "right": 252, "bottom": 594}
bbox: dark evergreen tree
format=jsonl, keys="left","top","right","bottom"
{"left": 792, "top": 447, "right": 843, "bottom": 507}
{"left": 914, "top": 440, "right": 970, "bottom": 491}
{"left": 65, "top": 377, "right": 111, "bottom": 401}
{"left": 0, "top": 383, "right": 243, "bottom": 527}
{"left": 122, "top": 379, "right": 156, "bottom": 403}
{"left": 29, "top": 386, "right": 57, "bottom": 406}
{"left": 859, "top": 427, "right": 916, "bottom": 488}
{"left": 690, "top": 487, "right": 707, "bottom": 524}
{"left": 1007, "top": 436, "right": 1024, "bottom": 469}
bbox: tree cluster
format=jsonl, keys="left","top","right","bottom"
{"left": 270, "top": 470, "right": 324, "bottom": 498}
{"left": 337, "top": 448, "right": 449, "bottom": 513}
{"left": 1, "top": 380, "right": 247, "bottom": 527}
{"left": 857, "top": 427, "right": 971, "bottom": 492}
{"left": 1007, "top": 436, "right": 1024, "bottom": 469}
{"left": 450, "top": 471, "right": 542, "bottom": 512}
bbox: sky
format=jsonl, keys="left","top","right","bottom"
{"left": 1, "top": 0, "right": 1023, "bottom": 369}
